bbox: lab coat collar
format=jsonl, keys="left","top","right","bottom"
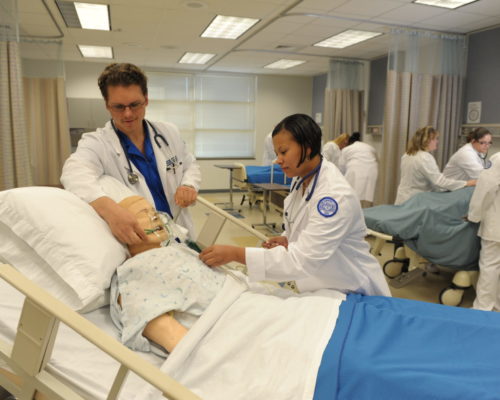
{"left": 101, "top": 120, "right": 124, "bottom": 155}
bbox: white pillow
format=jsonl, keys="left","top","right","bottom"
{"left": 0, "top": 187, "right": 128, "bottom": 312}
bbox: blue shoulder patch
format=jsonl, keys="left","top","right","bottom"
{"left": 317, "top": 197, "right": 338, "bottom": 218}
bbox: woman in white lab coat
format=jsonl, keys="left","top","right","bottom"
{"left": 322, "top": 132, "right": 349, "bottom": 168}
{"left": 261, "top": 132, "right": 276, "bottom": 165}
{"left": 340, "top": 132, "right": 378, "bottom": 207}
{"left": 200, "top": 114, "right": 390, "bottom": 296}
{"left": 443, "top": 127, "right": 493, "bottom": 180}
{"left": 395, "top": 126, "right": 476, "bottom": 205}
{"left": 468, "top": 152, "right": 500, "bottom": 311}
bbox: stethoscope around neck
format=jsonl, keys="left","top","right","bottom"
{"left": 284, "top": 158, "right": 322, "bottom": 228}
{"left": 111, "top": 119, "right": 172, "bottom": 184}
{"left": 477, "top": 149, "right": 492, "bottom": 169}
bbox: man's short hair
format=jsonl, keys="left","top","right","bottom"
{"left": 98, "top": 63, "right": 148, "bottom": 100}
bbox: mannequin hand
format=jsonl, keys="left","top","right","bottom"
{"left": 262, "top": 236, "right": 288, "bottom": 249}
{"left": 175, "top": 185, "right": 197, "bottom": 207}
{"left": 199, "top": 245, "right": 244, "bottom": 267}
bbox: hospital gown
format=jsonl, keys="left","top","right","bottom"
{"left": 110, "top": 244, "right": 225, "bottom": 355}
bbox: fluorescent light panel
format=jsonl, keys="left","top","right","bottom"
{"left": 179, "top": 52, "right": 215, "bottom": 64}
{"left": 74, "top": 2, "right": 110, "bottom": 30}
{"left": 314, "top": 30, "right": 382, "bottom": 49}
{"left": 264, "top": 59, "right": 306, "bottom": 69}
{"left": 412, "top": 0, "right": 477, "bottom": 9}
{"left": 201, "top": 15, "right": 259, "bottom": 39}
{"left": 78, "top": 45, "right": 113, "bottom": 59}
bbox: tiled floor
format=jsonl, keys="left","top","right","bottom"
{"left": 191, "top": 191, "right": 476, "bottom": 308}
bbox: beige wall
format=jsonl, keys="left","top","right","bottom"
{"left": 61, "top": 61, "right": 313, "bottom": 190}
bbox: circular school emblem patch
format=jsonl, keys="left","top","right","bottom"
{"left": 317, "top": 197, "right": 338, "bottom": 218}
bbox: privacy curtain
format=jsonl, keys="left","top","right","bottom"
{"left": 23, "top": 74, "right": 71, "bottom": 186}
{"left": 378, "top": 29, "right": 467, "bottom": 204}
{"left": 0, "top": 0, "right": 33, "bottom": 190}
{"left": 323, "top": 60, "right": 365, "bottom": 141}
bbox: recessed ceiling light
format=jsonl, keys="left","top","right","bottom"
{"left": 314, "top": 30, "right": 382, "bottom": 49}
{"left": 78, "top": 45, "right": 113, "bottom": 59}
{"left": 56, "top": 1, "right": 110, "bottom": 30}
{"left": 178, "top": 52, "right": 216, "bottom": 64}
{"left": 201, "top": 15, "right": 259, "bottom": 39}
{"left": 264, "top": 59, "right": 306, "bottom": 70}
{"left": 412, "top": 0, "right": 478, "bottom": 9}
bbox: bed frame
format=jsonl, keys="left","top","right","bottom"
{"left": 368, "top": 228, "right": 478, "bottom": 307}
{"left": 0, "top": 195, "right": 268, "bottom": 400}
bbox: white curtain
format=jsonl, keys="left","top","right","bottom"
{"left": 0, "top": 0, "right": 33, "bottom": 190}
{"left": 323, "top": 60, "right": 365, "bottom": 141}
{"left": 378, "top": 29, "right": 467, "bottom": 204}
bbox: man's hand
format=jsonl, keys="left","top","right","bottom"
{"left": 262, "top": 236, "right": 288, "bottom": 249}
{"left": 175, "top": 185, "right": 197, "bottom": 208}
{"left": 91, "top": 196, "right": 147, "bottom": 245}
{"left": 199, "top": 245, "right": 245, "bottom": 267}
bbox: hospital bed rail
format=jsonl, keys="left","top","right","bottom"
{"left": 195, "top": 195, "right": 268, "bottom": 245}
{"left": 0, "top": 263, "right": 201, "bottom": 400}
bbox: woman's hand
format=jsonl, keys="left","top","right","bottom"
{"left": 199, "top": 245, "right": 245, "bottom": 267}
{"left": 466, "top": 179, "right": 477, "bottom": 187}
{"left": 262, "top": 236, "right": 288, "bottom": 249}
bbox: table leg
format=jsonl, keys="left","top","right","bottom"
{"left": 228, "top": 169, "right": 234, "bottom": 209}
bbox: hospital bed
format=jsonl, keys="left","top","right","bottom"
{"left": 2, "top": 187, "right": 500, "bottom": 400}
{"left": 231, "top": 164, "right": 290, "bottom": 209}
{"left": 364, "top": 187, "right": 480, "bottom": 306}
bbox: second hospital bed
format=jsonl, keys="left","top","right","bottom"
{"left": 2, "top": 186, "right": 500, "bottom": 400}
{"left": 363, "top": 187, "right": 480, "bottom": 306}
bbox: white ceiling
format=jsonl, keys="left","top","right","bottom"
{"left": 12, "top": 0, "right": 500, "bottom": 76}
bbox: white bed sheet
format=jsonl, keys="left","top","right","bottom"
{"left": 138, "top": 276, "right": 346, "bottom": 400}
{"left": 0, "top": 278, "right": 163, "bottom": 399}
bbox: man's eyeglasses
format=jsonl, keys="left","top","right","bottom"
{"left": 478, "top": 141, "right": 493, "bottom": 146}
{"left": 108, "top": 101, "right": 146, "bottom": 113}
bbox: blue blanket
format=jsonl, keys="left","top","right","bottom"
{"left": 245, "top": 165, "right": 291, "bottom": 185}
{"left": 315, "top": 294, "right": 500, "bottom": 400}
{"left": 363, "top": 187, "right": 480, "bottom": 269}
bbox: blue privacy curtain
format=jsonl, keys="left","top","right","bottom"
{"left": 378, "top": 29, "right": 467, "bottom": 204}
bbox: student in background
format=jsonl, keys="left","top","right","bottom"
{"left": 262, "top": 132, "right": 276, "bottom": 166}
{"left": 322, "top": 133, "right": 349, "bottom": 169}
{"left": 468, "top": 152, "right": 500, "bottom": 311}
{"left": 395, "top": 126, "right": 476, "bottom": 205}
{"left": 340, "top": 132, "right": 378, "bottom": 207}
{"left": 443, "top": 127, "right": 493, "bottom": 180}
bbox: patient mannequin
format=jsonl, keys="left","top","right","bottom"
{"left": 111, "top": 195, "right": 225, "bottom": 355}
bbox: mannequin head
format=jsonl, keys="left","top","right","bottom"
{"left": 119, "top": 195, "right": 170, "bottom": 256}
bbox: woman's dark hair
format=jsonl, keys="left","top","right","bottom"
{"left": 98, "top": 63, "right": 148, "bottom": 101}
{"left": 467, "top": 127, "right": 491, "bottom": 143}
{"left": 348, "top": 131, "right": 361, "bottom": 145}
{"left": 272, "top": 114, "right": 322, "bottom": 166}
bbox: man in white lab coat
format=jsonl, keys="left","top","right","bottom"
{"left": 61, "top": 63, "right": 201, "bottom": 242}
